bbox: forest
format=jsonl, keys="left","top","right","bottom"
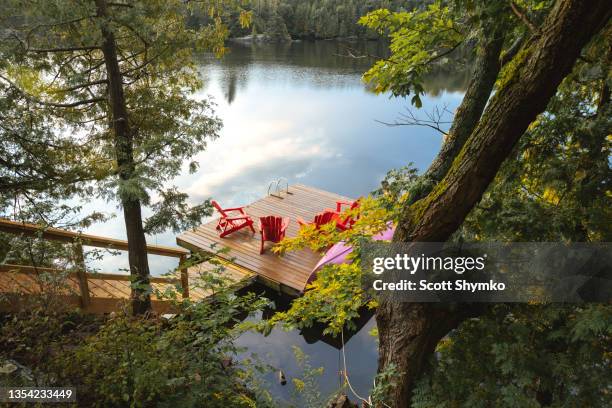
{"left": 0, "top": 0, "right": 611, "bottom": 407}
{"left": 188, "top": 0, "right": 424, "bottom": 40}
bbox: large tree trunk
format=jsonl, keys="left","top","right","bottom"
{"left": 96, "top": 0, "right": 151, "bottom": 315}
{"left": 378, "top": 1, "right": 611, "bottom": 406}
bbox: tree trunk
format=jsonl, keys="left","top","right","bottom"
{"left": 422, "top": 24, "right": 505, "bottom": 186}
{"left": 408, "top": 23, "right": 506, "bottom": 205}
{"left": 378, "top": 1, "right": 611, "bottom": 406}
{"left": 95, "top": 0, "right": 151, "bottom": 315}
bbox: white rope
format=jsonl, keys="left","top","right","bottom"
{"left": 339, "top": 327, "right": 392, "bottom": 408}
{"left": 340, "top": 328, "right": 372, "bottom": 406}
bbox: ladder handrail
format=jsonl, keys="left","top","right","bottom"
{"left": 267, "top": 178, "right": 291, "bottom": 198}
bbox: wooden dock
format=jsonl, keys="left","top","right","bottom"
{"left": 0, "top": 219, "right": 253, "bottom": 314}
{"left": 1, "top": 183, "right": 351, "bottom": 311}
{"left": 177, "top": 184, "right": 354, "bottom": 296}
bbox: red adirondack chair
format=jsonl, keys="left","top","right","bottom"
{"left": 211, "top": 200, "right": 255, "bottom": 238}
{"left": 335, "top": 199, "right": 361, "bottom": 231}
{"left": 259, "top": 216, "right": 289, "bottom": 254}
{"left": 297, "top": 209, "right": 339, "bottom": 230}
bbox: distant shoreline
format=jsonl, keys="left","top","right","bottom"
{"left": 229, "top": 34, "right": 375, "bottom": 44}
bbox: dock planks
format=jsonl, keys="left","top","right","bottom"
{"left": 176, "top": 184, "right": 354, "bottom": 295}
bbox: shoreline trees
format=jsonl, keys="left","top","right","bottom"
{"left": 188, "top": 0, "right": 425, "bottom": 41}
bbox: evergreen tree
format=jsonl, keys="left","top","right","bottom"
{"left": 0, "top": 0, "right": 251, "bottom": 315}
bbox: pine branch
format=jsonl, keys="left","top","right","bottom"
{"left": 0, "top": 74, "right": 105, "bottom": 108}
{"left": 52, "top": 79, "right": 108, "bottom": 93}
{"left": 28, "top": 45, "right": 101, "bottom": 53}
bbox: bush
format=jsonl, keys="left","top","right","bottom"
{"left": 0, "top": 265, "right": 275, "bottom": 407}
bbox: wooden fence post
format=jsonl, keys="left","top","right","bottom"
{"left": 179, "top": 254, "right": 189, "bottom": 299}
{"left": 72, "top": 242, "right": 90, "bottom": 309}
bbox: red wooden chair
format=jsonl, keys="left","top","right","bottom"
{"left": 211, "top": 200, "right": 255, "bottom": 238}
{"left": 335, "top": 199, "right": 361, "bottom": 231}
{"left": 259, "top": 216, "right": 289, "bottom": 254}
{"left": 297, "top": 209, "right": 339, "bottom": 230}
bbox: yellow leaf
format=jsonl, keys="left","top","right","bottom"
{"left": 542, "top": 187, "right": 560, "bottom": 205}
{"left": 292, "top": 378, "right": 305, "bottom": 392}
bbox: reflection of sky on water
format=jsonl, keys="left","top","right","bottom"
{"left": 73, "top": 41, "right": 466, "bottom": 404}
{"left": 81, "top": 41, "right": 463, "bottom": 276}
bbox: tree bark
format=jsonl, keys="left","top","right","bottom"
{"left": 422, "top": 24, "right": 505, "bottom": 187}
{"left": 378, "top": 1, "right": 611, "bottom": 406}
{"left": 95, "top": 0, "right": 151, "bottom": 315}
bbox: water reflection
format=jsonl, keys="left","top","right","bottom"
{"left": 235, "top": 283, "right": 378, "bottom": 405}
{"left": 76, "top": 39, "right": 468, "bottom": 405}
{"left": 84, "top": 38, "right": 467, "bottom": 286}
{"left": 202, "top": 40, "right": 469, "bottom": 105}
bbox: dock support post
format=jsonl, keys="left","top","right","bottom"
{"left": 72, "top": 242, "right": 90, "bottom": 309}
{"left": 179, "top": 254, "right": 189, "bottom": 299}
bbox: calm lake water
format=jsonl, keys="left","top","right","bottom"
{"left": 81, "top": 40, "right": 468, "bottom": 404}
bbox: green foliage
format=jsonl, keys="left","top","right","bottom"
{"left": 372, "top": 164, "right": 419, "bottom": 210}
{"left": 359, "top": 2, "right": 465, "bottom": 102}
{"left": 462, "top": 37, "right": 612, "bottom": 242}
{"left": 413, "top": 33, "right": 612, "bottom": 406}
{"left": 260, "top": 263, "right": 367, "bottom": 336}
{"left": 412, "top": 304, "right": 612, "bottom": 408}
{"left": 264, "top": 13, "right": 611, "bottom": 406}
{"left": 263, "top": 11, "right": 292, "bottom": 42}
{"left": 194, "top": 0, "right": 421, "bottom": 40}
{"left": 0, "top": 0, "right": 244, "bottom": 232}
{"left": 0, "top": 260, "right": 275, "bottom": 408}
{"left": 290, "top": 346, "right": 326, "bottom": 408}
{"left": 370, "top": 362, "right": 400, "bottom": 406}
{"left": 0, "top": 298, "right": 99, "bottom": 374}
{"left": 274, "top": 196, "right": 394, "bottom": 255}
{"left": 253, "top": 197, "right": 390, "bottom": 336}
{"left": 144, "top": 188, "right": 214, "bottom": 234}
{"left": 357, "top": 0, "right": 549, "bottom": 103}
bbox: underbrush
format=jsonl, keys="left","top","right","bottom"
{"left": 0, "top": 276, "right": 275, "bottom": 407}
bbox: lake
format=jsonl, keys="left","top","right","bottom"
{"left": 81, "top": 39, "right": 467, "bottom": 405}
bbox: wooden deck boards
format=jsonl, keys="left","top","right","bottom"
{"left": 177, "top": 184, "right": 354, "bottom": 294}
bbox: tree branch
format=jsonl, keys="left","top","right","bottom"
{"left": 120, "top": 47, "right": 170, "bottom": 76}
{"left": 28, "top": 45, "right": 100, "bottom": 53}
{"left": 0, "top": 74, "right": 105, "bottom": 108}
{"left": 52, "top": 79, "right": 108, "bottom": 93}
{"left": 510, "top": 1, "right": 540, "bottom": 35}
{"left": 376, "top": 105, "right": 452, "bottom": 136}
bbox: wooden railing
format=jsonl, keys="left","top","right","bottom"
{"left": 0, "top": 219, "right": 188, "bottom": 257}
{"left": 0, "top": 264, "right": 181, "bottom": 284}
{"left": 0, "top": 218, "right": 191, "bottom": 307}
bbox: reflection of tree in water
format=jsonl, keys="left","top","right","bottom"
{"left": 224, "top": 71, "right": 238, "bottom": 104}
{"left": 423, "top": 46, "right": 472, "bottom": 95}
{"left": 205, "top": 45, "right": 255, "bottom": 104}
{"left": 198, "top": 40, "right": 470, "bottom": 103}
{"left": 239, "top": 283, "right": 373, "bottom": 350}
{"left": 233, "top": 39, "right": 388, "bottom": 73}
{"left": 423, "top": 63, "right": 471, "bottom": 96}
